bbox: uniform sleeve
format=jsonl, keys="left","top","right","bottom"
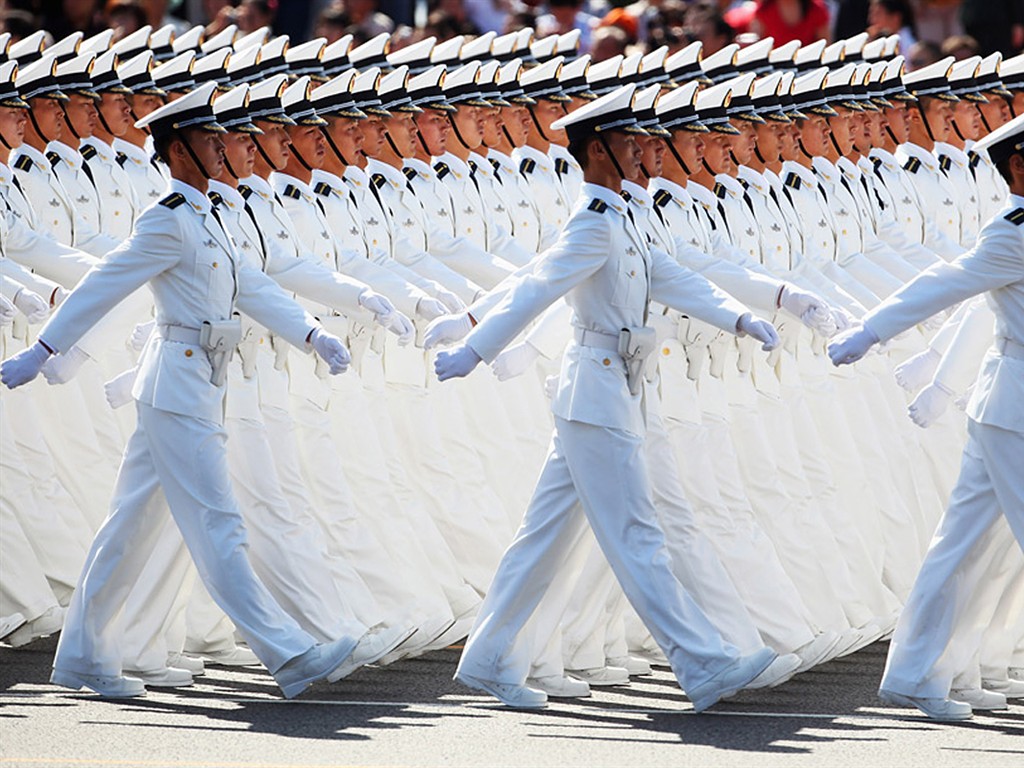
{"left": 866, "top": 220, "right": 1024, "bottom": 341}
{"left": 466, "top": 210, "right": 610, "bottom": 362}
{"left": 648, "top": 246, "right": 749, "bottom": 333}
{"left": 39, "top": 207, "right": 182, "bottom": 353}
{"left": 236, "top": 264, "right": 318, "bottom": 350}
{"left": 672, "top": 237, "right": 780, "bottom": 316}
{"left": 4, "top": 210, "right": 100, "bottom": 287}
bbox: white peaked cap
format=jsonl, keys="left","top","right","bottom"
{"left": 557, "top": 29, "right": 582, "bottom": 55}
{"left": 768, "top": 39, "right": 800, "bottom": 66}
{"left": 387, "top": 36, "right": 436, "bottom": 68}
{"left": 861, "top": 38, "right": 886, "bottom": 61}
{"left": 656, "top": 79, "right": 700, "bottom": 115}
{"left": 461, "top": 31, "right": 496, "bottom": 60}
{"left": 794, "top": 39, "right": 826, "bottom": 68}
{"left": 135, "top": 80, "right": 222, "bottom": 132}
{"left": 112, "top": 25, "right": 152, "bottom": 57}
{"left": 201, "top": 24, "right": 238, "bottom": 54}
{"left": 234, "top": 26, "right": 271, "bottom": 51}
{"left": 701, "top": 42, "right": 738, "bottom": 74}
{"left": 735, "top": 36, "right": 773, "bottom": 68}
{"left": 172, "top": 26, "right": 204, "bottom": 54}
{"left": 844, "top": 32, "right": 869, "bottom": 58}
{"left": 430, "top": 34, "right": 465, "bottom": 64}
{"left": 80, "top": 29, "right": 114, "bottom": 54}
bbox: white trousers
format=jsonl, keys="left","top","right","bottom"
{"left": 457, "top": 417, "right": 740, "bottom": 692}
{"left": 53, "top": 402, "right": 316, "bottom": 677}
{"left": 881, "top": 419, "right": 1024, "bottom": 698}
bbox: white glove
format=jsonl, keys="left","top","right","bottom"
{"left": 41, "top": 345, "right": 90, "bottom": 385}
{"left": 434, "top": 286, "right": 466, "bottom": 313}
{"left": 543, "top": 373, "right": 559, "bottom": 400}
{"left": 416, "top": 296, "right": 448, "bottom": 322}
{"left": 0, "top": 295, "right": 15, "bottom": 327}
{"left": 129, "top": 320, "right": 155, "bottom": 352}
{"left": 894, "top": 348, "right": 941, "bottom": 392}
{"left": 1, "top": 341, "right": 52, "bottom": 388}
{"left": 779, "top": 285, "right": 837, "bottom": 337}
{"left": 13, "top": 288, "right": 49, "bottom": 324}
{"left": 50, "top": 286, "right": 68, "bottom": 308}
{"left": 104, "top": 368, "right": 137, "bottom": 409}
{"left": 831, "top": 307, "right": 855, "bottom": 333}
{"left": 424, "top": 312, "right": 473, "bottom": 349}
{"left": 383, "top": 310, "right": 416, "bottom": 345}
{"left": 434, "top": 344, "right": 482, "bottom": 381}
{"left": 908, "top": 381, "right": 954, "bottom": 428}
{"left": 828, "top": 322, "right": 880, "bottom": 366}
{"left": 490, "top": 341, "right": 539, "bottom": 381}
{"left": 358, "top": 289, "right": 396, "bottom": 318}
{"left": 736, "top": 313, "right": 780, "bottom": 351}
{"left": 309, "top": 327, "right": 351, "bottom": 375}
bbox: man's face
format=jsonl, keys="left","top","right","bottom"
{"left": 637, "top": 134, "right": 665, "bottom": 178}
{"left": 450, "top": 104, "right": 485, "bottom": 149}
{"left": 131, "top": 93, "right": 165, "bottom": 122}
{"left": 415, "top": 109, "right": 450, "bottom": 155}
{"left": 181, "top": 128, "right": 225, "bottom": 177}
{"left": 380, "top": 113, "right": 417, "bottom": 158}
{"left": 480, "top": 106, "right": 503, "bottom": 148}
{"left": 500, "top": 105, "right": 530, "bottom": 147}
{"left": 827, "top": 109, "right": 855, "bottom": 155}
{"left": 923, "top": 98, "right": 954, "bottom": 142}
{"left": 606, "top": 131, "right": 642, "bottom": 179}
{"left": 952, "top": 99, "right": 983, "bottom": 140}
{"left": 865, "top": 109, "right": 887, "bottom": 147}
{"left": 356, "top": 116, "right": 385, "bottom": 157}
{"left": 328, "top": 116, "right": 364, "bottom": 161}
{"left": 670, "top": 129, "right": 705, "bottom": 170}
{"left": 799, "top": 114, "right": 832, "bottom": 156}
{"left": 254, "top": 121, "right": 291, "bottom": 170}
{"left": 729, "top": 120, "right": 757, "bottom": 166}
{"left": 702, "top": 132, "right": 733, "bottom": 174}
{"left": 777, "top": 121, "right": 799, "bottom": 160}
{"left": 221, "top": 131, "right": 256, "bottom": 178}
{"left": 0, "top": 106, "right": 28, "bottom": 148}
{"left": 30, "top": 97, "right": 65, "bottom": 141}
{"left": 531, "top": 100, "right": 567, "bottom": 144}
{"left": 98, "top": 93, "right": 132, "bottom": 136}
{"left": 64, "top": 93, "right": 99, "bottom": 138}
{"left": 754, "top": 120, "right": 780, "bottom": 163}
{"left": 978, "top": 95, "right": 1011, "bottom": 131}
{"left": 288, "top": 124, "right": 327, "bottom": 169}
{"left": 884, "top": 103, "right": 910, "bottom": 143}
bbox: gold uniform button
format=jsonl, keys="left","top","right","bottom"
{"left": 630, "top": 270, "right": 636, "bottom": 277}
{"left": 185, "top": 349, "right": 193, "bottom": 358}
{"left": 212, "top": 261, "right": 218, "bottom": 268}
{"left": 602, "top": 358, "right": 611, "bottom": 366}
{"left": 662, "top": 347, "right": 670, "bottom": 356}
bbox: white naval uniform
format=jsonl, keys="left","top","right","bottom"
{"left": 46, "top": 178, "right": 338, "bottom": 678}
{"left": 455, "top": 182, "right": 756, "bottom": 691}
{"left": 934, "top": 141, "right": 982, "bottom": 247}
{"left": 80, "top": 136, "right": 140, "bottom": 241}
{"left": 40, "top": 141, "right": 122, "bottom": 257}
{"left": 486, "top": 149, "right": 559, "bottom": 253}
{"left": 512, "top": 145, "right": 573, "bottom": 232}
{"left": 868, "top": 195, "right": 1024, "bottom": 698}
{"left": 549, "top": 143, "right": 584, "bottom": 208}
{"left": 112, "top": 138, "right": 167, "bottom": 208}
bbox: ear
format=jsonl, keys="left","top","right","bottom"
{"left": 1010, "top": 153, "right": 1024, "bottom": 179}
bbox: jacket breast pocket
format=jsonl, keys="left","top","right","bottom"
{"left": 193, "top": 245, "right": 223, "bottom": 296}
{"left": 610, "top": 250, "right": 646, "bottom": 308}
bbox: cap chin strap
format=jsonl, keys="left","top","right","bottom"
{"left": 384, "top": 132, "right": 404, "bottom": 160}
{"left": 59, "top": 101, "right": 82, "bottom": 142}
{"left": 321, "top": 125, "right": 351, "bottom": 167}
{"left": 449, "top": 112, "right": 472, "bottom": 150}
{"left": 177, "top": 129, "right": 215, "bottom": 179}
{"left": 916, "top": 101, "right": 936, "bottom": 144}
{"left": 597, "top": 133, "right": 627, "bottom": 181}
{"left": 28, "top": 108, "right": 53, "bottom": 146}
{"left": 797, "top": 137, "right": 815, "bottom": 160}
{"left": 978, "top": 107, "right": 993, "bottom": 134}
{"left": 253, "top": 134, "right": 279, "bottom": 174}
{"left": 415, "top": 126, "right": 434, "bottom": 158}
{"left": 528, "top": 106, "right": 550, "bottom": 144}
{"left": 222, "top": 145, "right": 240, "bottom": 180}
{"left": 664, "top": 136, "right": 692, "bottom": 176}
{"left": 501, "top": 124, "right": 518, "bottom": 149}
{"left": 291, "top": 143, "right": 313, "bottom": 173}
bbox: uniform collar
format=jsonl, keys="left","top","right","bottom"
{"left": 468, "top": 151, "right": 493, "bottom": 178}
{"left": 367, "top": 158, "right": 406, "bottom": 187}
{"left": 836, "top": 156, "right": 861, "bottom": 178}
{"left": 736, "top": 165, "right": 768, "bottom": 193}
{"left": 1009, "top": 193, "right": 1024, "bottom": 208}
{"left": 434, "top": 151, "right": 470, "bottom": 179}
{"left": 514, "top": 144, "right": 552, "bottom": 170}
{"left": 583, "top": 182, "right": 629, "bottom": 216}
{"left": 112, "top": 138, "right": 148, "bottom": 164}
{"left": 934, "top": 141, "right": 968, "bottom": 166}
{"left": 208, "top": 178, "right": 244, "bottom": 210}
{"left": 80, "top": 135, "right": 115, "bottom": 162}
{"left": 868, "top": 147, "right": 898, "bottom": 169}
{"left": 621, "top": 179, "right": 652, "bottom": 206}
{"left": 403, "top": 157, "right": 435, "bottom": 180}
{"left": 713, "top": 173, "right": 745, "bottom": 197}
{"left": 342, "top": 164, "right": 370, "bottom": 188}
{"left": 0, "top": 161, "right": 11, "bottom": 188}
{"left": 649, "top": 175, "right": 689, "bottom": 203}
{"left": 13, "top": 143, "right": 48, "bottom": 169}
{"left": 687, "top": 180, "right": 716, "bottom": 207}
{"left": 170, "top": 178, "right": 214, "bottom": 215}
{"left": 488, "top": 149, "right": 516, "bottom": 172}
{"left": 782, "top": 160, "right": 817, "bottom": 187}
{"left": 239, "top": 173, "right": 274, "bottom": 199}
{"left": 898, "top": 141, "right": 939, "bottom": 171}
{"left": 548, "top": 144, "right": 579, "bottom": 169}
{"left": 45, "top": 140, "right": 83, "bottom": 170}
{"left": 272, "top": 171, "right": 315, "bottom": 201}
{"left": 810, "top": 156, "right": 840, "bottom": 184}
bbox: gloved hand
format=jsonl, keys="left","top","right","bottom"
{"left": 360, "top": 290, "right": 414, "bottom": 345}
{"left": 434, "top": 286, "right": 466, "bottom": 313}
{"left": 491, "top": 341, "right": 539, "bottom": 381}
{"left": 0, "top": 295, "right": 15, "bottom": 327}
{"left": 309, "top": 327, "right": 351, "bottom": 375}
{"left": 831, "top": 307, "right": 855, "bottom": 333}
{"left": 358, "top": 289, "right": 396, "bottom": 318}
{"left": 129, "top": 320, "right": 155, "bottom": 352}
{"left": 104, "top": 368, "right": 137, "bottom": 409}
{"left": 1, "top": 340, "right": 52, "bottom": 388}
{"left": 50, "top": 286, "right": 68, "bottom": 309}
{"left": 908, "top": 381, "right": 954, "bottom": 428}
{"left": 894, "top": 348, "right": 941, "bottom": 392}
{"left": 779, "top": 285, "right": 837, "bottom": 337}
{"left": 41, "top": 345, "right": 90, "bottom": 385}
{"left": 827, "top": 322, "right": 880, "bottom": 366}
{"left": 416, "top": 296, "right": 448, "bottom": 322}
{"left": 736, "top": 313, "right": 780, "bottom": 351}
{"left": 424, "top": 313, "right": 473, "bottom": 349}
{"left": 13, "top": 288, "right": 49, "bottom": 324}
{"left": 434, "top": 344, "right": 482, "bottom": 381}
{"left": 543, "top": 373, "right": 559, "bottom": 400}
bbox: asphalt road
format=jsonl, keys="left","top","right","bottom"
{"left": 1, "top": 636, "right": 1022, "bottom": 768}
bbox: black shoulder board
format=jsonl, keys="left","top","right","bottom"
{"left": 239, "top": 184, "right": 254, "bottom": 200}
{"left": 871, "top": 156, "right": 883, "bottom": 170}
{"left": 1004, "top": 207, "right": 1024, "bottom": 225}
{"left": 653, "top": 189, "right": 672, "bottom": 207}
{"left": 902, "top": 156, "right": 921, "bottom": 174}
{"left": 489, "top": 158, "right": 501, "bottom": 173}
{"left": 784, "top": 172, "right": 801, "bottom": 190}
{"left": 554, "top": 158, "right": 569, "bottom": 176}
{"left": 80, "top": 144, "right": 98, "bottom": 161}
{"left": 620, "top": 189, "right": 632, "bottom": 202}
{"left": 468, "top": 160, "right": 478, "bottom": 174}
{"left": 208, "top": 191, "right": 224, "bottom": 207}
{"left": 938, "top": 155, "right": 952, "bottom": 173}
{"left": 116, "top": 151, "right": 129, "bottom": 167}
{"left": 13, "top": 154, "right": 33, "bottom": 172}
{"left": 282, "top": 184, "right": 301, "bottom": 200}
{"left": 402, "top": 166, "right": 418, "bottom": 181}
{"left": 371, "top": 173, "right": 386, "bottom": 189}
{"left": 159, "top": 192, "right": 186, "bottom": 209}
{"left": 587, "top": 198, "right": 607, "bottom": 213}
{"left": 46, "top": 151, "right": 61, "bottom": 167}
{"left": 968, "top": 151, "right": 981, "bottom": 170}
{"left": 738, "top": 177, "right": 750, "bottom": 189}
{"left": 519, "top": 157, "right": 536, "bottom": 175}
{"left": 713, "top": 182, "right": 727, "bottom": 199}
{"left": 433, "top": 161, "right": 450, "bottom": 180}
{"left": 313, "top": 181, "right": 332, "bottom": 197}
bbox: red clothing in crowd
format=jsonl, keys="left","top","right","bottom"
{"left": 753, "top": 0, "right": 831, "bottom": 45}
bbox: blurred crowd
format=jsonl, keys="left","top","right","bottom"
{"left": 1, "top": 0, "right": 1023, "bottom": 78}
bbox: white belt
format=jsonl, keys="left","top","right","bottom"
{"left": 574, "top": 326, "right": 619, "bottom": 352}
{"left": 996, "top": 337, "right": 1024, "bottom": 361}
{"left": 158, "top": 324, "right": 201, "bottom": 344}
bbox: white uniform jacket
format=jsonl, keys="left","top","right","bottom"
{"left": 39, "top": 179, "right": 317, "bottom": 424}
{"left": 112, "top": 138, "right": 167, "bottom": 208}
{"left": 80, "top": 136, "right": 140, "bottom": 241}
{"left": 466, "top": 183, "right": 749, "bottom": 436}
{"left": 865, "top": 196, "right": 1024, "bottom": 433}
